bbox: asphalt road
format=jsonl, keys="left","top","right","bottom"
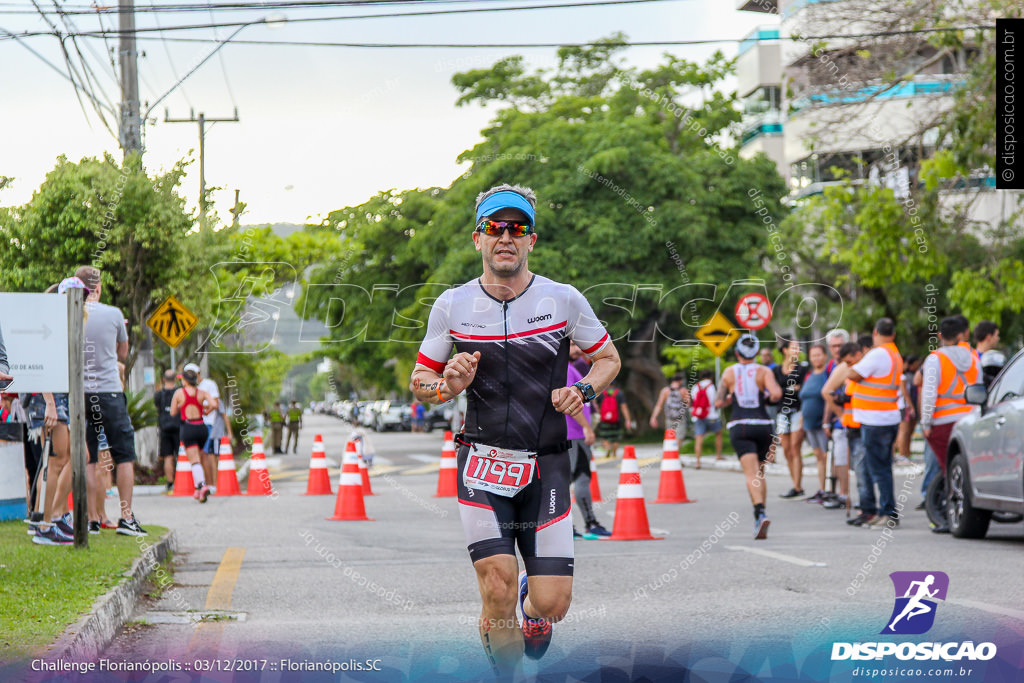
{"left": 88, "top": 416, "right": 1024, "bottom": 681}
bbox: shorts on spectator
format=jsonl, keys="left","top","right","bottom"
{"left": 804, "top": 428, "right": 828, "bottom": 452}
{"left": 85, "top": 392, "right": 137, "bottom": 465}
{"left": 775, "top": 411, "right": 803, "bottom": 435}
{"left": 693, "top": 418, "right": 722, "bottom": 436}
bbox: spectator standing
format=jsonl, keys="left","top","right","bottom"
{"left": 75, "top": 265, "right": 146, "bottom": 536}
{"left": 596, "top": 382, "right": 633, "bottom": 460}
{"left": 822, "top": 342, "right": 866, "bottom": 517}
{"left": 285, "top": 401, "right": 302, "bottom": 453}
{"left": 800, "top": 344, "right": 830, "bottom": 503}
{"left": 775, "top": 340, "right": 809, "bottom": 498}
{"left": 154, "top": 370, "right": 180, "bottom": 492}
{"left": 649, "top": 375, "right": 690, "bottom": 459}
{"left": 846, "top": 318, "right": 904, "bottom": 528}
{"left": 824, "top": 329, "right": 850, "bottom": 375}
{"left": 268, "top": 401, "right": 286, "bottom": 454}
{"left": 973, "top": 320, "right": 999, "bottom": 357}
{"left": 895, "top": 355, "right": 923, "bottom": 464}
{"left": 689, "top": 370, "right": 723, "bottom": 467}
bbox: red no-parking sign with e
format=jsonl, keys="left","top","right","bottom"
{"left": 735, "top": 293, "right": 772, "bottom": 331}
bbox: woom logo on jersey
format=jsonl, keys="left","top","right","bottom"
{"left": 831, "top": 571, "right": 997, "bottom": 663}
{"left": 527, "top": 313, "right": 552, "bottom": 325}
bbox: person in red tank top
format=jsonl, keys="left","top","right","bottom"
{"left": 170, "top": 368, "right": 214, "bottom": 503}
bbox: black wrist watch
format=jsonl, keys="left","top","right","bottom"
{"left": 573, "top": 381, "right": 596, "bottom": 401}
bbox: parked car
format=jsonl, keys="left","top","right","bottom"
{"left": 423, "top": 403, "right": 453, "bottom": 433}
{"left": 946, "top": 348, "right": 1024, "bottom": 538}
{"left": 375, "top": 402, "right": 410, "bottom": 432}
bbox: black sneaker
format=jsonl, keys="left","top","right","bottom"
{"left": 847, "top": 512, "right": 876, "bottom": 527}
{"left": 930, "top": 523, "right": 950, "bottom": 534}
{"left": 914, "top": 500, "right": 926, "bottom": 511}
{"left": 779, "top": 488, "right": 805, "bottom": 499}
{"left": 573, "top": 527, "right": 583, "bottom": 538}
{"left": 822, "top": 495, "right": 848, "bottom": 510}
{"left": 116, "top": 517, "right": 148, "bottom": 537}
{"left": 88, "top": 520, "right": 101, "bottom": 535}
{"left": 33, "top": 526, "right": 73, "bottom": 546}
{"left": 805, "top": 490, "right": 827, "bottom": 504}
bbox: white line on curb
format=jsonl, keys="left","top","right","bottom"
{"left": 726, "top": 545, "right": 828, "bottom": 567}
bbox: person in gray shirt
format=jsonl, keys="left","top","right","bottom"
{"left": 75, "top": 266, "right": 147, "bottom": 537}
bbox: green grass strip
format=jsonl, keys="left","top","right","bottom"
{"left": 0, "top": 520, "right": 168, "bottom": 661}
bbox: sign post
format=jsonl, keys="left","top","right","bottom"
{"left": 147, "top": 295, "right": 198, "bottom": 373}
{"left": 66, "top": 289, "right": 88, "bottom": 548}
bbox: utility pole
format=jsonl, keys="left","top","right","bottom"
{"left": 164, "top": 108, "right": 240, "bottom": 232}
{"left": 118, "top": 0, "right": 143, "bottom": 155}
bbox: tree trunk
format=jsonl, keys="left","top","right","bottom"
{"left": 621, "top": 316, "right": 668, "bottom": 436}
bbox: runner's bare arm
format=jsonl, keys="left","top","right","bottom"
{"left": 410, "top": 351, "right": 481, "bottom": 405}
{"left": 555, "top": 342, "right": 621, "bottom": 417}
{"left": 714, "top": 368, "right": 733, "bottom": 409}
{"left": 760, "top": 367, "right": 783, "bottom": 403}
{"left": 649, "top": 388, "right": 667, "bottom": 428}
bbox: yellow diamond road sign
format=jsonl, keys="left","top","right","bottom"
{"left": 146, "top": 295, "right": 198, "bottom": 348}
{"left": 695, "top": 312, "right": 742, "bottom": 357}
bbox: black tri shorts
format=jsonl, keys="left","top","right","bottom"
{"left": 179, "top": 421, "right": 209, "bottom": 450}
{"left": 457, "top": 443, "right": 574, "bottom": 577}
{"left": 728, "top": 422, "right": 775, "bottom": 463}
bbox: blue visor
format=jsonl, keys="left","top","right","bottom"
{"left": 475, "top": 190, "right": 535, "bottom": 228}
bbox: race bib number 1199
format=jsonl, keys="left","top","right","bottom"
{"left": 463, "top": 446, "right": 536, "bottom": 498}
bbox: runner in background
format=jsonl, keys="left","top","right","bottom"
{"left": 597, "top": 381, "right": 632, "bottom": 460}
{"left": 690, "top": 370, "right": 723, "bottom": 467}
{"left": 716, "top": 334, "right": 783, "bottom": 539}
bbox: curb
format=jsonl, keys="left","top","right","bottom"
{"left": 46, "top": 530, "right": 177, "bottom": 661}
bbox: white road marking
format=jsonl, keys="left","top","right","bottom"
{"left": 726, "top": 545, "right": 827, "bottom": 567}
{"left": 947, "top": 598, "right": 1024, "bottom": 622}
{"left": 409, "top": 454, "right": 439, "bottom": 463}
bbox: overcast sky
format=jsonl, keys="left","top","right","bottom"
{"left": 0, "top": 0, "right": 771, "bottom": 225}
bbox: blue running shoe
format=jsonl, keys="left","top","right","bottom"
{"left": 518, "top": 569, "right": 552, "bottom": 660}
{"left": 754, "top": 513, "right": 770, "bottom": 540}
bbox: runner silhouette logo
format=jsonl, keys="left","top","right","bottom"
{"left": 882, "top": 571, "right": 949, "bottom": 635}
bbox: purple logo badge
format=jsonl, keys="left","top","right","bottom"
{"left": 881, "top": 571, "right": 949, "bottom": 635}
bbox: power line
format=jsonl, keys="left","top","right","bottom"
{"left": 3, "top": 0, "right": 682, "bottom": 37}
{"left": 43, "top": 24, "right": 988, "bottom": 49}
{"left": 0, "top": 0, "right": 564, "bottom": 15}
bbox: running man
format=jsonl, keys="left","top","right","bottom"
{"left": 715, "top": 334, "right": 783, "bottom": 539}
{"left": 409, "top": 184, "right": 620, "bottom": 676}
{"left": 888, "top": 574, "right": 939, "bottom": 631}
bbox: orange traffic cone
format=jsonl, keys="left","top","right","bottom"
{"left": 172, "top": 443, "right": 194, "bottom": 497}
{"left": 605, "top": 445, "right": 661, "bottom": 541}
{"left": 215, "top": 437, "right": 242, "bottom": 496}
{"left": 434, "top": 431, "right": 458, "bottom": 498}
{"left": 245, "top": 435, "right": 275, "bottom": 496}
{"left": 304, "top": 434, "right": 333, "bottom": 495}
{"left": 653, "top": 429, "right": 694, "bottom": 503}
{"left": 327, "top": 440, "right": 373, "bottom": 521}
{"left": 358, "top": 452, "right": 375, "bottom": 496}
{"left": 589, "top": 449, "right": 603, "bottom": 502}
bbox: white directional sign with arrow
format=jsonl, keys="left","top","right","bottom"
{"left": 0, "top": 293, "right": 70, "bottom": 392}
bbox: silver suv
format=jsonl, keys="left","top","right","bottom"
{"left": 947, "top": 348, "right": 1024, "bottom": 538}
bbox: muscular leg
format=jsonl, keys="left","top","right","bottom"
{"left": 163, "top": 455, "right": 175, "bottom": 487}
{"left": 791, "top": 429, "right": 805, "bottom": 491}
{"left": 714, "top": 430, "right": 724, "bottom": 459}
{"left": 739, "top": 452, "right": 766, "bottom": 506}
{"left": 472, "top": 555, "right": 524, "bottom": 676}
{"left": 694, "top": 433, "right": 704, "bottom": 467}
{"left": 522, "top": 574, "right": 572, "bottom": 624}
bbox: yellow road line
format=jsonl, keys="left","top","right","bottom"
{"left": 402, "top": 462, "right": 441, "bottom": 476}
{"left": 189, "top": 547, "right": 245, "bottom": 654}
{"left": 205, "top": 547, "right": 246, "bottom": 609}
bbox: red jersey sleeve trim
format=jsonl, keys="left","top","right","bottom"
{"left": 581, "top": 333, "right": 610, "bottom": 355}
{"left": 416, "top": 352, "right": 445, "bottom": 373}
